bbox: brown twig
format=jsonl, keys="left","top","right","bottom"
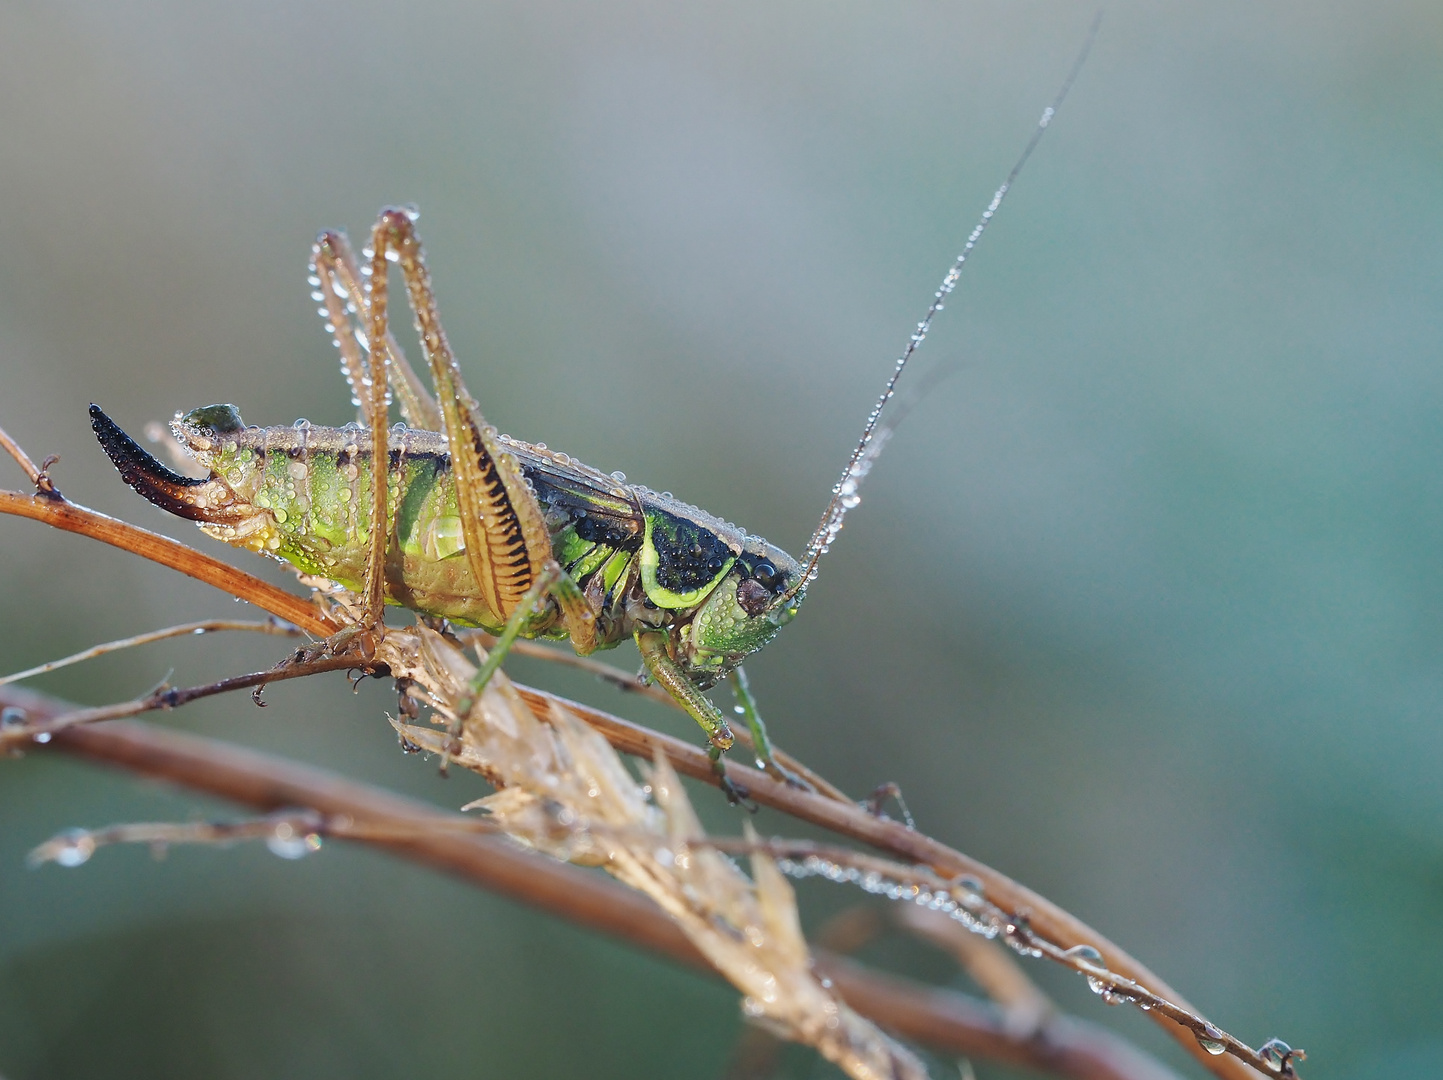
{"left": 0, "top": 489, "right": 340, "bottom": 636}
{"left": 0, "top": 480, "right": 1279, "bottom": 1078}
{"left": 2, "top": 684, "right": 1181, "bottom": 1080}
{"left": 0, "top": 653, "right": 361, "bottom": 751}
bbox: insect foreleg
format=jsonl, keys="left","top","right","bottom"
{"left": 728, "top": 667, "right": 810, "bottom": 790}
{"left": 633, "top": 629, "right": 756, "bottom": 802}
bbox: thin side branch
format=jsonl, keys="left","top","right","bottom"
{"left": 0, "top": 653, "right": 360, "bottom": 751}
{"left": 0, "top": 618, "right": 301, "bottom": 688}
{"left": 0, "top": 422, "right": 56, "bottom": 494}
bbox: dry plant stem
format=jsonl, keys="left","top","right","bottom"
{"left": 0, "top": 487, "right": 1259, "bottom": 1078}
{"left": 3, "top": 687, "right": 1179, "bottom": 1080}
{"left": 0, "top": 619, "right": 301, "bottom": 688}
{"left": 514, "top": 684, "right": 1265, "bottom": 1079}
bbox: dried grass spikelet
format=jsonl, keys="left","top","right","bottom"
{"left": 381, "top": 625, "right": 927, "bottom": 1080}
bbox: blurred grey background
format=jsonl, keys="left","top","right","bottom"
{"left": 1, "top": 2, "right": 1440, "bottom": 1077}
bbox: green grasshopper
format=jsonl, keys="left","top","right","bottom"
{"left": 87, "top": 43, "right": 1086, "bottom": 795}
{"left": 89, "top": 212, "right": 817, "bottom": 792}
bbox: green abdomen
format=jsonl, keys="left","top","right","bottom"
{"left": 207, "top": 423, "right": 642, "bottom": 643}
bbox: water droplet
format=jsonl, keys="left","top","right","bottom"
{"left": 741, "top": 996, "right": 765, "bottom": 1018}
{"left": 1257, "top": 1038, "right": 1292, "bottom": 1071}
{"left": 266, "top": 823, "right": 322, "bottom": 859}
{"left": 33, "top": 731, "right": 52, "bottom": 744}
{"left": 52, "top": 828, "right": 96, "bottom": 867}
{"left": 955, "top": 874, "right": 984, "bottom": 897}
{"left": 1196, "top": 1023, "right": 1226, "bottom": 1055}
{"left": 1065, "top": 944, "right": 1104, "bottom": 965}
{"left": 610, "top": 470, "right": 626, "bottom": 482}
{"left": 1, "top": 706, "right": 27, "bottom": 728}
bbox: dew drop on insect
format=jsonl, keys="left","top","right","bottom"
{"left": 52, "top": 829, "right": 96, "bottom": 867}
{"left": 266, "top": 822, "right": 322, "bottom": 860}
{"left": 1195, "top": 1023, "right": 1226, "bottom": 1055}
{"left": 1064, "top": 943, "right": 1104, "bottom": 965}
{"left": 33, "top": 731, "right": 52, "bottom": 744}
{"left": 611, "top": 471, "right": 626, "bottom": 482}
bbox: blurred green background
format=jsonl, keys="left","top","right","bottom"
{"left": 1, "top": 2, "right": 1440, "bottom": 1077}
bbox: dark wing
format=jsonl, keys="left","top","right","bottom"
{"left": 512, "top": 441, "right": 645, "bottom": 544}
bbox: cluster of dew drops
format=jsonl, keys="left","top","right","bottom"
{"left": 775, "top": 851, "right": 1303, "bottom": 1073}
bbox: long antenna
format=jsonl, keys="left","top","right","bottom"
{"left": 784, "top": 13, "right": 1101, "bottom": 601}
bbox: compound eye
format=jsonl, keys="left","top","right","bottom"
{"left": 751, "top": 559, "right": 780, "bottom": 591}
{"left": 735, "top": 578, "right": 771, "bottom": 617}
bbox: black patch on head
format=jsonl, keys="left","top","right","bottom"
{"left": 650, "top": 511, "right": 733, "bottom": 593}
